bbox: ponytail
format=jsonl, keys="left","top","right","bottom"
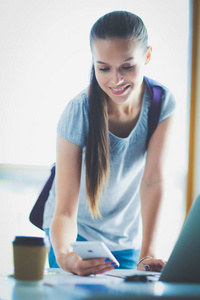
{"left": 85, "top": 66, "right": 109, "bottom": 218}
{"left": 86, "top": 11, "right": 148, "bottom": 217}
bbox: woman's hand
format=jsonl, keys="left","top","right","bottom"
{"left": 137, "top": 257, "right": 165, "bottom": 272}
{"left": 57, "top": 251, "right": 117, "bottom": 276}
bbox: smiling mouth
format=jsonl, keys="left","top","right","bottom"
{"left": 109, "top": 85, "right": 130, "bottom": 95}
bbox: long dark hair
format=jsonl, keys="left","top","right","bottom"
{"left": 85, "top": 11, "right": 148, "bottom": 218}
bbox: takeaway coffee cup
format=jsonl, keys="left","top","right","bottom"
{"left": 13, "top": 236, "right": 48, "bottom": 281}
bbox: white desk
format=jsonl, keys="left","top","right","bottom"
{"left": 1, "top": 269, "right": 200, "bottom": 299}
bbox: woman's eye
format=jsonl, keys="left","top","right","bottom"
{"left": 122, "top": 65, "right": 135, "bottom": 70}
{"left": 99, "top": 67, "right": 110, "bottom": 72}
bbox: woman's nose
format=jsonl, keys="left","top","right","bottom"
{"left": 111, "top": 70, "right": 124, "bottom": 85}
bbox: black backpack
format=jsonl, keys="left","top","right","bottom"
{"left": 29, "top": 77, "right": 163, "bottom": 230}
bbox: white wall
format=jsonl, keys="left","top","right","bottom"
{"left": 0, "top": 0, "right": 189, "bottom": 167}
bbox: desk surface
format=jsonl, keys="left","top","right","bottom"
{"left": 1, "top": 269, "right": 200, "bottom": 300}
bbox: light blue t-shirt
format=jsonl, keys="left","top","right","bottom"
{"left": 43, "top": 77, "right": 176, "bottom": 252}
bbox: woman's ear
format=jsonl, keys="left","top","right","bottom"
{"left": 145, "top": 46, "right": 152, "bottom": 65}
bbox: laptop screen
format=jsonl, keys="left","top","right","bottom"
{"left": 159, "top": 195, "right": 200, "bottom": 283}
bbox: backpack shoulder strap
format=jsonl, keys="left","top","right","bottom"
{"left": 144, "top": 76, "right": 164, "bottom": 148}
{"left": 29, "top": 164, "right": 55, "bottom": 230}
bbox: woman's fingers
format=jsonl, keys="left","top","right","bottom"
{"left": 75, "top": 257, "right": 117, "bottom": 276}
{"left": 138, "top": 258, "right": 165, "bottom": 272}
{"left": 76, "top": 263, "right": 116, "bottom": 276}
{"left": 67, "top": 253, "right": 117, "bottom": 276}
{"left": 147, "top": 259, "right": 165, "bottom": 272}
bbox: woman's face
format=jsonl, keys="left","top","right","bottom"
{"left": 92, "top": 38, "right": 151, "bottom": 105}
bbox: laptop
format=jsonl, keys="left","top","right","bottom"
{"left": 106, "top": 195, "right": 200, "bottom": 284}
{"left": 159, "top": 194, "right": 200, "bottom": 283}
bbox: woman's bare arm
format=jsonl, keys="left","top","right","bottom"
{"left": 138, "top": 116, "right": 174, "bottom": 271}
{"left": 50, "top": 136, "right": 82, "bottom": 266}
{"left": 50, "top": 136, "right": 115, "bottom": 275}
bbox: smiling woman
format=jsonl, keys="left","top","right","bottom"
{"left": 0, "top": 0, "right": 190, "bottom": 274}
{"left": 41, "top": 10, "right": 177, "bottom": 276}
{"left": 93, "top": 39, "right": 150, "bottom": 100}
{"left": 94, "top": 39, "right": 151, "bottom": 105}
{"left": 92, "top": 38, "right": 149, "bottom": 138}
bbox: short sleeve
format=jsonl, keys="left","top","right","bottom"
{"left": 159, "top": 88, "right": 176, "bottom": 123}
{"left": 57, "top": 90, "right": 89, "bottom": 147}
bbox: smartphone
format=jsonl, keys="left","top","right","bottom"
{"left": 70, "top": 241, "right": 120, "bottom": 267}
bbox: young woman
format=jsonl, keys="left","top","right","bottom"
{"left": 43, "top": 11, "right": 176, "bottom": 276}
